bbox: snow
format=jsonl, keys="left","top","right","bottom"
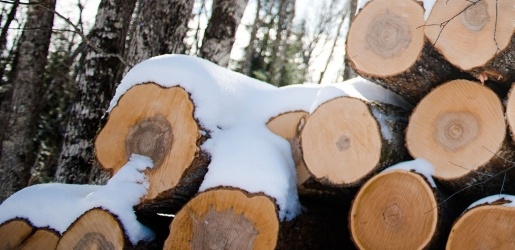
{"left": 467, "top": 194, "right": 515, "bottom": 210}
{"left": 382, "top": 158, "right": 436, "bottom": 188}
{"left": 356, "top": 0, "right": 436, "bottom": 21}
{"left": 0, "top": 154, "right": 155, "bottom": 244}
{"left": 0, "top": 54, "right": 412, "bottom": 236}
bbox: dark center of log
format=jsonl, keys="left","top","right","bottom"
{"left": 366, "top": 12, "right": 411, "bottom": 58}
{"left": 383, "top": 203, "right": 403, "bottom": 228}
{"left": 461, "top": 0, "right": 489, "bottom": 32}
{"left": 335, "top": 135, "right": 351, "bottom": 151}
{"left": 73, "top": 232, "right": 115, "bottom": 250}
{"left": 125, "top": 113, "right": 173, "bottom": 167}
{"left": 192, "top": 207, "right": 258, "bottom": 250}
{"left": 435, "top": 112, "right": 479, "bottom": 151}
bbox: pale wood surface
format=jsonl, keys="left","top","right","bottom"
{"left": 19, "top": 229, "right": 59, "bottom": 250}
{"left": 0, "top": 219, "right": 33, "bottom": 249}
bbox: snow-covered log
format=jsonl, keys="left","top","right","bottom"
{"left": 446, "top": 195, "right": 515, "bottom": 249}
{"left": 300, "top": 96, "right": 409, "bottom": 187}
{"left": 0, "top": 218, "right": 34, "bottom": 249}
{"left": 425, "top": 0, "right": 515, "bottom": 86}
{"left": 56, "top": 208, "right": 127, "bottom": 249}
{"left": 350, "top": 161, "right": 453, "bottom": 249}
{"left": 406, "top": 79, "right": 515, "bottom": 199}
{"left": 346, "top": 0, "right": 461, "bottom": 105}
{"left": 95, "top": 83, "right": 210, "bottom": 213}
{"left": 165, "top": 188, "right": 280, "bottom": 249}
{"left": 19, "top": 228, "right": 59, "bottom": 249}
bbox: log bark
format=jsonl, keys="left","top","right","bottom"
{"left": 300, "top": 97, "right": 409, "bottom": 187}
{"left": 56, "top": 208, "right": 128, "bottom": 249}
{"left": 446, "top": 196, "right": 515, "bottom": 249}
{"left": 425, "top": 0, "right": 515, "bottom": 86}
{"left": 19, "top": 228, "right": 59, "bottom": 250}
{"left": 165, "top": 188, "right": 280, "bottom": 249}
{"left": 349, "top": 169, "right": 452, "bottom": 249}
{"left": 0, "top": 218, "right": 33, "bottom": 249}
{"left": 266, "top": 111, "right": 310, "bottom": 187}
{"left": 346, "top": 0, "right": 463, "bottom": 105}
{"left": 406, "top": 79, "right": 515, "bottom": 200}
{"left": 95, "top": 83, "right": 210, "bottom": 213}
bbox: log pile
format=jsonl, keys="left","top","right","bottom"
{"left": 0, "top": 0, "right": 514, "bottom": 249}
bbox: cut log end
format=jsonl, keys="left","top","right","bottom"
{"left": 95, "top": 83, "right": 200, "bottom": 200}
{"left": 350, "top": 170, "right": 438, "bottom": 250}
{"left": 447, "top": 204, "right": 515, "bottom": 249}
{"left": 425, "top": 0, "right": 515, "bottom": 70}
{"left": 406, "top": 79, "right": 505, "bottom": 180}
{"left": 56, "top": 208, "right": 126, "bottom": 250}
{"left": 505, "top": 84, "right": 515, "bottom": 142}
{"left": 301, "top": 97, "right": 381, "bottom": 186}
{"left": 19, "top": 229, "right": 60, "bottom": 250}
{"left": 165, "top": 188, "right": 279, "bottom": 250}
{"left": 347, "top": 0, "right": 425, "bottom": 76}
{"left": 0, "top": 219, "right": 33, "bottom": 249}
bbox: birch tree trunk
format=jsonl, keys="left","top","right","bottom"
{"left": 54, "top": 0, "right": 137, "bottom": 185}
{"left": 124, "top": 0, "right": 194, "bottom": 72}
{"left": 242, "top": 0, "right": 262, "bottom": 76}
{"left": 0, "top": 0, "right": 56, "bottom": 202}
{"left": 200, "top": 0, "right": 249, "bottom": 67}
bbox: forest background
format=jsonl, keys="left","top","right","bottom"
{"left": 0, "top": 0, "right": 358, "bottom": 202}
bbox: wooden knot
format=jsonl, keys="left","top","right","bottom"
{"left": 125, "top": 113, "right": 173, "bottom": 167}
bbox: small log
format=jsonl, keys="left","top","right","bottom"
{"left": 346, "top": 0, "right": 462, "bottom": 104}
{"left": 266, "top": 111, "right": 310, "bottom": 186}
{"left": 0, "top": 218, "right": 33, "bottom": 249}
{"left": 425, "top": 0, "right": 515, "bottom": 86}
{"left": 406, "top": 79, "right": 514, "bottom": 199}
{"left": 19, "top": 228, "right": 59, "bottom": 250}
{"left": 56, "top": 208, "right": 127, "bottom": 249}
{"left": 164, "top": 188, "right": 280, "bottom": 249}
{"left": 95, "top": 83, "right": 210, "bottom": 213}
{"left": 447, "top": 196, "right": 515, "bottom": 249}
{"left": 349, "top": 170, "right": 448, "bottom": 249}
{"left": 300, "top": 96, "right": 408, "bottom": 187}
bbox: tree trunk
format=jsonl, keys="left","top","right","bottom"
{"left": 19, "top": 228, "right": 59, "bottom": 250}
{"left": 406, "top": 79, "right": 515, "bottom": 200}
{"left": 0, "top": 218, "right": 33, "bottom": 249}
{"left": 54, "top": 0, "right": 137, "bottom": 185}
{"left": 345, "top": 0, "right": 463, "bottom": 104}
{"left": 0, "top": 0, "right": 56, "bottom": 202}
{"left": 56, "top": 208, "right": 128, "bottom": 249}
{"left": 165, "top": 187, "right": 280, "bottom": 249}
{"left": 425, "top": 0, "right": 515, "bottom": 86}
{"left": 95, "top": 83, "right": 210, "bottom": 213}
{"left": 350, "top": 169, "right": 452, "bottom": 249}
{"left": 124, "top": 0, "right": 194, "bottom": 71}
{"left": 342, "top": 0, "right": 358, "bottom": 80}
{"left": 446, "top": 195, "right": 515, "bottom": 249}
{"left": 242, "top": 0, "right": 262, "bottom": 76}
{"left": 300, "top": 96, "right": 409, "bottom": 187}
{"left": 200, "top": 0, "right": 249, "bottom": 67}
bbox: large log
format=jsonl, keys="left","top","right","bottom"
{"left": 19, "top": 228, "right": 60, "bottom": 250}
{"left": 0, "top": 218, "right": 33, "bottom": 249}
{"left": 349, "top": 169, "right": 450, "bottom": 249}
{"left": 95, "top": 83, "right": 210, "bottom": 213}
{"left": 447, "top": 195, "right": 515, "bottom": 249}
{"left": 406, "top": 79, "right": 514, "bottom": 199}
{"left": 164, "top": 188, "right": 280, "bottom": 249}
{"left": 346, "top": 0, "right": 462, "bottom": 104}
{"left": 300, "top": 96, "right": 409, "bottom": 187}
{"left": 425, "top": 0, "right": 515, "bottom": 86}
{"left": 56, "top": 208, "right": 128, "bottom": 249}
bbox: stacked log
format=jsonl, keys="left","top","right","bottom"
{"left": 95, "top": 83, "right": 210, "bottom": 213}
{"left": 0, "top": 219, "right": 60, "bottom": 249}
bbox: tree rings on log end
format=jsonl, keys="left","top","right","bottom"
{"left": 301, "top": 97, "right": 381, "bottom": 186}
{"left": 0, "top": 219, "right": 33, "bottom": 249}
{"left": 56, "top": 208, "right": 125, "bottom": 250}
{"left": 406, "top": 79, "right": 505, "bottom": 180}
{"left": 165, "top": 188, "right": 279, "bottom": 250}
{"left": 19, "top": 228, "right": 60, "bottom": 250}
{"left": 447, "top": 202, "right": 515, "bottom": 249}
{"left": 425, "top": 0, "right": 515, "bottom": 71}
{"left": 347, "top": 0, "right": 425, "bottom": 76}
{"left": 350, "top": 170, "right": 438, "bottom": 250}
{"left": 95, "top": 83, "right": 200, "bottom": 200}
